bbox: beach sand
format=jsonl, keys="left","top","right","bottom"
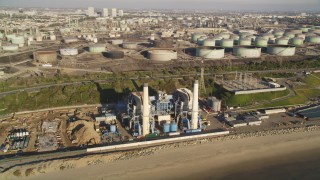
{"left": 3, "top": 129, "right": 320, "bottom": 180}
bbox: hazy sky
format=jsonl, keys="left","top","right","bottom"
{"left": 0, "top": 0, "right": 319, "bottom": 11}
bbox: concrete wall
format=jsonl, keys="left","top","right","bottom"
{"left": 234, "top": 87, "right": 287, "bottom": 95}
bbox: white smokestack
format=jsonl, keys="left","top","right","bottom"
{"left": 191, "top": 80, "right": 199, "bottom": 130}
{"left": 142, "top": 83, "right": 150, "bottom": 136}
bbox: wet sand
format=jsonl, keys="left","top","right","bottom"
{"left": 15, "top": 130, "right": 320, "bottom": 180}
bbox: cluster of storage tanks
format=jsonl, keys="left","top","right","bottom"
{"left": 0, "top": 31, "right": 58, "bottom": 52}
{"left": 192, "top": 26, "right": 320, "bottom": 59}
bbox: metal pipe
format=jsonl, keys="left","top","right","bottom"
{"left": 191, "top": 80, "right": 199, "bottom": 129}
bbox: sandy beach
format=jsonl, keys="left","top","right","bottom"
{"left": 2, "top": 128, "right": 320, "bottom": 180}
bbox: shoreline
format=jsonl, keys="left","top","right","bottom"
{"left": 1, "top": 125, "right": 320, "bottom": 179}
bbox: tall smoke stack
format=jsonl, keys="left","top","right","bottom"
{"left": 142, "top": 83, "right": 150, "bottom": 136}
{"left": 191, "top": 80, "right": 199, "bottom": 130}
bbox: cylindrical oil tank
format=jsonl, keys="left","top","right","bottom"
{"left": 273, "top": 30, "right": 285, "bottom": 37}
{"left": 111, "top": 39, "right": 123, "bottom": 45}
{"left": 306, "top": 36, "right": 320, "bottom": 44}
{"left": 50, "top": 35, "right": 56, "bottom": 41}
{"left": 238, "top": 38, "right": 251, "bottom": 45}
{"left": 255, "top": 37, "right": 268, "bottom": 47}
{"left": 233, "top": 46, "right": 261, "bottom": 58}
{"left": 275, "top": 37, "right": 289, "bottom": 45}
{"left": 170, "top": 123, "right": 178, "bottom": 132}
{"left": 104, "top": 51, "right": 125, "bottom": 59}
{"left": 289, "top": 37, "right": 304, "bottom": 46}
{"left": 60, "top": 48, "right": 78, "bottom": 56}
{"left": 267, "top": 45, "right": 296, "bottom": 56}
{"left": 64, "top": 38, "right": 78, "bottom": 43}
{"left": 35, "top": 51, "right": 57, "bottom": 63}
{"left": 110, "top": 125, "right": 116, "bottom": 133}
{"left": 153, "top": 38, "right": 173, "bottom": 48}
{"left": 284, "top": 32, "right": 295, "bottom": 39}
{"left": 36, "top": 35, "right": 43, "bottom": 42}
{"left": 163, "top": 123, "right": 170, "bottom": 133}
{"left": 6, "top": 34, "right": 16, "bottom": 41}
{"left": 192, "top": 33, "right": 206, "bottom": 43}
{"left": 196, "top": 47, "right": 225, "bottom": 59}
{"left": 202, "top": 39, "right": 216, "bottom": 47}
{"left": 2, "top": 45, "right": 19, "bottom": 52}
{"left": 300, "top": 27, "right": 310, "bottom": 33}
{"left": 306, "top": 32, "right": 317, "bottom": 36}
{"left": 89, "top": 44, "right": 106, "bottom": 53}
{"left": 148, "top": 49, "right": 177, "bottom": 62}
{"left": 11, "top": 36, "right": 25, "bottom": 45}
{"left": 122, "top": 42, "right": 138, "bottom": 49}
{"left": 220, "top": 39, "right": 233, "bottom": 48}
{"left": 197, "top": 37, "right": 207, "bottom": 46}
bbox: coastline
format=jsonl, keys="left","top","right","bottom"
{"left": 2, "top": 126, "right": 320, "bottom": 180}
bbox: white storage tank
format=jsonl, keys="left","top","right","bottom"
{"left": 60, "top": 48, "right": 79, "bottom": 56}
{"left": 122, "top": 42, "right": 138, "bottom": 49}
{"left": 2, "top": 45, "right": 19, "bottom": 52}
{"left": 196, "top": 47, "right": 225, "bottom": 59}
{"left": 202, "top": 39, "right": 216, "bottom": 47}
{"left": 306, "top": 36, "right": 320, "bottom": 44}
{"left": 273, "top": 30, "right": 285, "bottom": 37}
{"left": 6, "top": 34, "right": 16, "bottom": 41}
{"left": 275, "top": 37, "right": 289, "bottom": 45}
{"left": 89, "top": 44, "right": 106, "bottom": 53}
{"left": 284, "top": 32, "right": 295, "bottom": 39}
{"left": 238, "top": 38, "right": 252, "bottom": 46}
{"left": 233, "top": 46, "right": 261, "bottom": 58}
{"left": 50, "top": 35, "right": 56, "bottom": 41}
{"left": 267, "top": 45, "right": 296, "bottom": 56}
{"left": 220, "top": 39, "right": 234, "bottom": 48}
{"left": 36, "top": 35, "right": 43, "bottom": 42}
{"left": 111, "top": 39, "right": 123, "bottom": 45}
{"left": 148, "top": 49, "right": 177, "bottom": 62}
{"left": 11, "top": 36, "right": 25, "bottom": 45}
{"left": 64, "top": 37, "right": 78, "bottom": 43}
{"left": 289, "top": 37, "right": 304, "bottom": 46}
{"left": 192, "top": 33, "right": 206, "bottom": 43}
{"left": 255, "top": 37, "right": 268, "bottom": 47}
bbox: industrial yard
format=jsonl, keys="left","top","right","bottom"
{"left": 0, "top": 3, "right": 320, "bottom": 179}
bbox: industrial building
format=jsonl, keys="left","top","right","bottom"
{"left": 123, "top": 81, "right": 203, "bottom": 137}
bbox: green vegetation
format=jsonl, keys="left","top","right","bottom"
{"left": 223, "top": 90, "right": 290, "bottom": 107}
{"left": 261, "top": 74, "right": 320, "bottom": 108}
{"left": 0, "top": 77, "right": 195, "bottom": 115}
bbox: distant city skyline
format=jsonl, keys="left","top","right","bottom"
{"left": 0, "top": 0, "right": 319, "bottom": 11}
